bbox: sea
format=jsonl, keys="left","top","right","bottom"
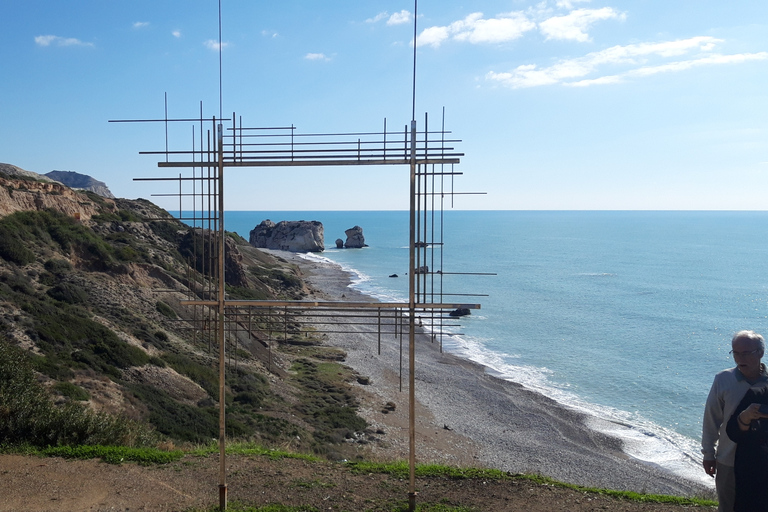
{"left": 216, "top": 210, "right": 768, "bottom": 488}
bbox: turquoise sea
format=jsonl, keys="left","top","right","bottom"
{"left": 219, "top": 210, "right": 768, "bottom": 487}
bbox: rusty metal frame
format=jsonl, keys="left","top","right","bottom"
{"left": 112, "top": 105, "right": 485, "bottom": 511}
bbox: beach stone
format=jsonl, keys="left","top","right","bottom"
{"left": 344, "top": 225, "right": 366, "bottom": 248}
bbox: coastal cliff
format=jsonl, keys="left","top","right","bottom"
{"left": 0, "top": 166, "right": 374, "bottom": 459}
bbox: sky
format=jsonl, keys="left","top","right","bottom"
{"left": 1, "top": 0, "right": 767, "bottom": 211}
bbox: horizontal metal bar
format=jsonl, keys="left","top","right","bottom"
{"left": 181, "top": 300, "right": 480, "bottom": 309}
{"left": 109, "top": 118, "right": 231, "bottom": 123}
{"left": 158, "top": 158, "right": 461, "bottom": 168}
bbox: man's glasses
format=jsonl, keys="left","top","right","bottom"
{"left": 730, "top": 349, "right": 761, "bottom": 357}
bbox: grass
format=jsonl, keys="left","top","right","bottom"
{"left": 347, "top": 460, "right": 717, "bottom": 508}
{"left": 39, "top": 445, "right": 184, "bottom": 465}
{"left": 190, "top": 441, "right": 319, "bottom": 462}
{"left": 2, "top": 437, "right": 717, "bottom": 510}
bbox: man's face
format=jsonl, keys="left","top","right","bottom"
{"left": 732, "top": 337, "right": 763, "bottom": 376}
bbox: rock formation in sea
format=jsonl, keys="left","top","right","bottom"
{"left": 335, "top": 238, "right": 344, "bottom": 249}
{"left": 344, "top": 225, "right": 366, "bottom": 248}
{"left": 45, "top": 170, "right": 116, "bottom": 199}
{"left": 249, "top": 219, "right": 324, "bottom": 252}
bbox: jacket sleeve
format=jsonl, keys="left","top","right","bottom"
{"left": 702, "top": 375, "right": 724, "bottom": 460}
{"left": 726, "top": 389, "right": 754, "bottom": 445}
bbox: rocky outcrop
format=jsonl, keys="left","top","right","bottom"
{"left": 335, "top": 239, "right": 344, "bottom": 249}
{"left": 0, "top": 163, "right": 56, "bottom": 182}
{"left": 179, "top": 228, "right": 250, "bottom": 288}
{"left": 0, "top": 164, "right": 111, "bottom": 221}
{"left": 45, "top": 170, "right": 115, "bottom": 199}
{"left": 344, "top": 226, "right": 366, "bottom": 248}
{"left": 249, "top": 220, "right": 324, "bottom": 252}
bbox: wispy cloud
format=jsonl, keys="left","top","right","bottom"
{"left": 539, "top": 7, "right": 625, "bottom": 42}
{"left": 172, "top": 30, "right": 181, "bottom": 38}
{"left": 366, "top": 10, "right": 412, "bottom": 25}
{"left": 261, "top": 30, "right": 278, "bottom": 38}
{"left": 417, "top": 12, "right": 536, "bottom": 48}
{"left": 416, "top": 3, "right": 624, "bottom": 48}
{"left": 305, "top": 52, "right": 330, "bottom": 61}
{"left": 34, "top": 35, "right": 93, "bottom": 47}
{"left": 555, "top": 0, "right": 592, "bottom": 9}
{"left": 204, "top": 39, "right": 229, "bottom": 51}
{"left": 133, "top": 21, "right": 150, "bottom": 29}
{"left": 366, "top": 12, "right": 389, "bottom": 24}
{"left": 485, "top": 36, "right": 768, "bottom": 88}
{"left": 387, "top": 10, "right": 412, "bottom": 26}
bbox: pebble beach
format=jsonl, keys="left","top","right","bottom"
{"left": 271, "top": 249, "right": 718, "bottom": 500}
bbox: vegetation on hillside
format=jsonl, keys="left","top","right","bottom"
{"left": 0, "top": 184, "right": 372, "bottom": 459}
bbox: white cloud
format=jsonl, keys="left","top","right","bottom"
{"left": 555, "top": 0, "right": 591, "bottom": 9}
{"left": 486, "top": 36, "right": 768, "bottom": 89}
{"left": 133, "top": 21, "right": 150, "bottom": 29}
{"left": 172, "top": 30, "right": 181, "bottom": 38}
{"left": 34, "top": 35, "right": 93, "bottom": 47}
{"left": 305, "top": 52, "right": 330, "bottom": 61}
{"left": 204, "top": 40, "right": 229, "bottom": 51}
{"left": 261, "top": 30, "right": 278, "bottom": 38}
{"left": 387, "top": 10, "right": 412, "bottom": 26}
{"left": 366, "top": 12, "right": 389, "bottom": 24}
{"left": 539, "top": 7, "right": 625, "bottom": 42}
{"left": 417, "top": 11, "right": 536, "bottom": 48}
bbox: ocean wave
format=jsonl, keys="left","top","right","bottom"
{"left": 434, "top": 331, "right": 712, "bottom": 489}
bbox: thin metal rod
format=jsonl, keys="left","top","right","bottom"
{"left": 217, "top": 116, "right": 227, "bottom": 512}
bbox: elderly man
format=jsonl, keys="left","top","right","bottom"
{"left": 702, "top": 330, "right": 768, "bottom": 512}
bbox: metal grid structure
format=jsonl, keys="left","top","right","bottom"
{"left": 113, "top": 105, "right": 484, "bottom": 510}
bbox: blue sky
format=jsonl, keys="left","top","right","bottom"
{"left": 1, "top": 1, "right": 767, "bottom": 210}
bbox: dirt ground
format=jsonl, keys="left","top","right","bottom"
{"left": 0, "top": 453, "right": 715, "bottom": 512}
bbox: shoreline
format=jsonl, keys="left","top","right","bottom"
{"left": 269, "top": 249, "right": 716, "bottom": 499}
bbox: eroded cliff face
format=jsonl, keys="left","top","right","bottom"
{"left": 45, "top": 170, "right": 116, "bottom": 199}
{"left": 0, "top": 174, "right": 110, "bottom": 221}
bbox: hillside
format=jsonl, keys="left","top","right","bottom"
{"left": 0, "top": 166, "right": 374, "bottom": 458}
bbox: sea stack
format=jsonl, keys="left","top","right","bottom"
{"left": 344, "top": 225, "right": 366, "bottom": 248}
{"left": 249, "top": 220, "right": 324, "bottom": 252}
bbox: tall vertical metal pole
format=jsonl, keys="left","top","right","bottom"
{"left": 217, "top": 120, "right": 227, "bottom": 511}
{"left": 408, "top": 2, "right": 418, "bottom": 511}
{"left": 408, "top": 119, "right": 417, "bottom": 512}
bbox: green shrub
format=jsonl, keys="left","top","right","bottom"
{"left": 162, "top": 352, "right": 218, "bottom": 398}
{"left": 127, "top": 383, "right": 218, "bottom": 443}
{"left": 47, "top": 282, "right": 88, "bottom": 304}
{"left": 155, "top": 301, "right": 176, "bottom": 319}
{"left": 44, "top": 258, "right": 72, "bottom": 274}
{"left": 0, "top": 225, "right": 35, "bottom": 265}
{"left": 0, "top": 338, "right": 157, "bottom": 447}
{"left": 53, "top": 381, "right": 90, "bottom": 401}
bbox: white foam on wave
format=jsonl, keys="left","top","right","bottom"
{"left": 439, "top": 332, "right": 713, "bottom": 489}
{"left": 302, "top": 253, "right": 407, "bottom": 303}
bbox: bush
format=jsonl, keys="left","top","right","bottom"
{"left": 127, "top": 383, "right": 218, "bottom": 443}
{"left": 53, "top": 381, "right": 90, "bottom": 401}
{"left": 44, "top": 259, "right": 72, "bottom": 274}
{"left": 47, "top": 282, "right": 88, "bottom": 304}
{"left": 0, "top": 338, "right": 157, "bottom": 447}
{"left": 155, "top": 301, "right": 176, "bottom": 319}
{"left": 0, "top": 225, "right": 35, "bottom": 265}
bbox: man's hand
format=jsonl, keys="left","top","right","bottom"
{"left": 703, "top": 459, "right": 716, "bottom": 477}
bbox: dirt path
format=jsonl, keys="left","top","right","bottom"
{"left": 0, "top": 453, "right": 715, "bottom": 512}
